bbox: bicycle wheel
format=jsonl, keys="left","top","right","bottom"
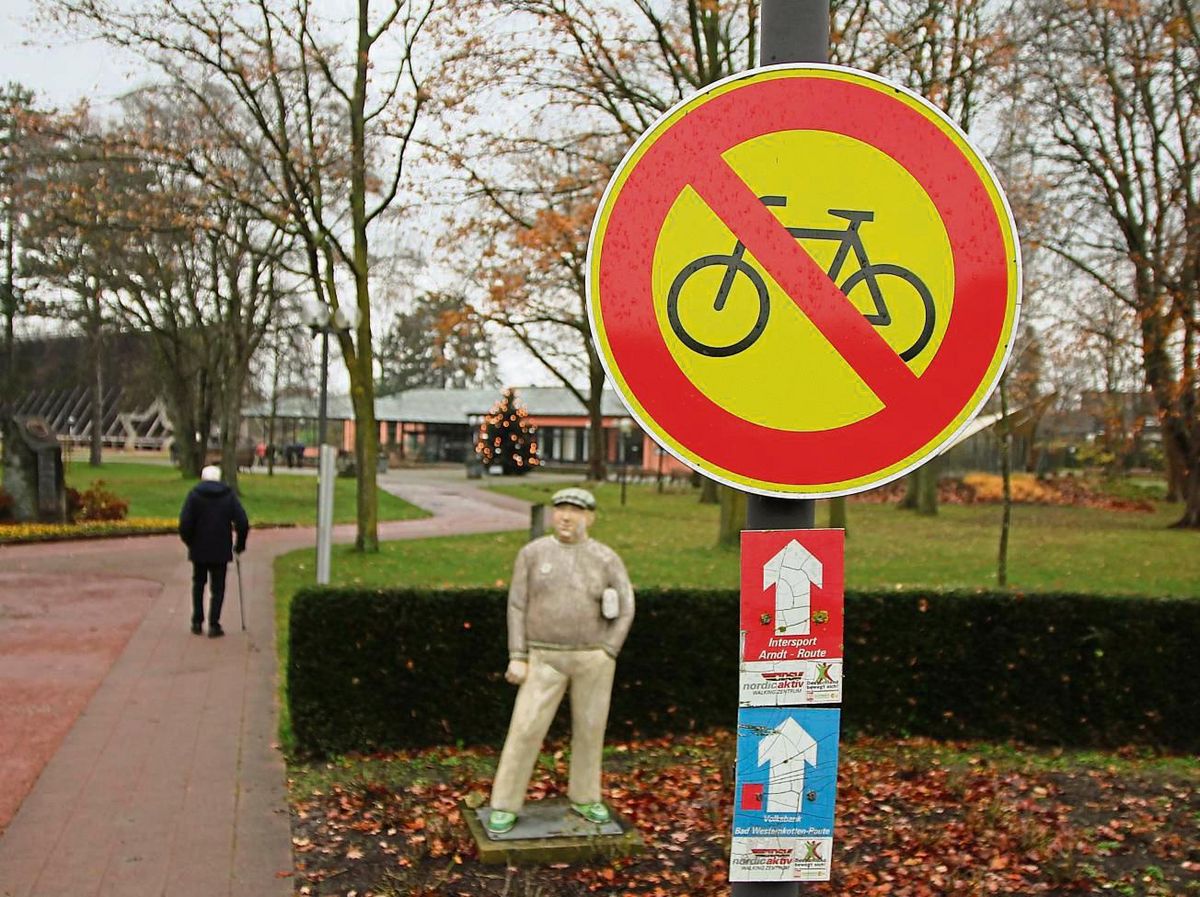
{"left": 666, "top": 254, "right": 770, "bottom": 358}
{"left": 839, "top": 263, "right": 936, "bottom": 362}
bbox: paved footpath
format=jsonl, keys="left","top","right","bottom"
{"left": 0, "top": 469, "right": 530, "bottom": 897}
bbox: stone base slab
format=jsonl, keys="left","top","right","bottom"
{"left": 462, "top": 798, "right": 644, "bottom": 866}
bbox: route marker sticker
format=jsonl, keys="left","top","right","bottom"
{"left": 587, "top": 64, "right": 1022, "bottom": 497}
{"left": 731, "top": 707, "right": 841, "bottom": 882}
{"left": 740, "top": 530, "right": 844, "bottom": 706}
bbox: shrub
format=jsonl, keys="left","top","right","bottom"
{"left": 70, "top": 481, "right": 130, "bottom": 522}
{"left": 0, "top": 518, "right": 177, "bottom": 543}
{"left": 0, "top": 487, "right": 12, "bottom": 522}
{"left": 287, "top": 588, "right": 1198, "bottom": 759}
{"left": 961, "top": 473, "right": 1057, "bottom": 503}
{"left": 65, "top": 486, "right": 83, "bottom": 521}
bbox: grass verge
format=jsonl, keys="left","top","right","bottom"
{"left": 63, "top": 460, "right": 428, "bottom": 525}
{"left": 274, "top": 479, "right": 1199, "bottom": 596}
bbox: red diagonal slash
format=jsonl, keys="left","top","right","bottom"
{"left": 590, "top": 70, "right": 1014, "bottom": 488}
{"left": 690, "top": 157, "right": 921, "bottom": 408}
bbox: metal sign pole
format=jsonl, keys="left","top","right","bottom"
{"left": 315, "top": 327, "right": 332, "bottom": 585}
{"left": 733, "top": 4, "right": 829, "bottom": 895}
{"left": 316, "top": 444, "right": 335, "bottom": 584}
{"left": 745, "top": 0, "right": 827, "bottom": 530}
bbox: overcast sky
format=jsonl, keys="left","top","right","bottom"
{"left": 0, "top": 1, "right": 552, "bottom": 390}
{"left": 0, "top": 2, "right": 146, "bottom": 109}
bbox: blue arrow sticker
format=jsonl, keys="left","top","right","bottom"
{"left": 732, "top": 706, "right": 840, "bottom": 839}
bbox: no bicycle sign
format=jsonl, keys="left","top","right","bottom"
{"left": 586, "top": 65, "right": 1021, "bottom": 497}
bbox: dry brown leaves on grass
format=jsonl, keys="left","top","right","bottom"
{"left": 856, "top": 474, "right": 1155, "bottom": 512}
{"left": 289, "top": 733, "right": 1199, "bottom": 896}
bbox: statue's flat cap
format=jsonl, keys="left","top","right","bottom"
{"left": 552, "top": 487, "right": 596, "bottom": 510}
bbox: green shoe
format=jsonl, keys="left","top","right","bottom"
{"left": 571, "top": 801, "right": 611, "bottom": 825}
{"left": 486, "top": 809, "right": 517, "bottom": 834}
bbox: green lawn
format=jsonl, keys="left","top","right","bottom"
{"left": 64, "top": 460, "right": 427, "bottom": 526}
{"left": 273, "top": 479, "right": 1199, "bottom": 599}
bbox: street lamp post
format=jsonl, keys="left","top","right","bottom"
{"left": 301, "top": 297, "right": 358, "bottom": 586}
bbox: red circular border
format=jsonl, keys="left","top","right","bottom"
{"left": 596, "top": 74, "right": 1011, "bottom": 485}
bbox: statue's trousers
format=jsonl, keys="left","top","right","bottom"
{"left": 490, "top": 648, "right": 616, "bottom": 813}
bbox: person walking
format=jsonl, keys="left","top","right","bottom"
{"left": 179, "top": 465, "right": 249, "bottom": 638}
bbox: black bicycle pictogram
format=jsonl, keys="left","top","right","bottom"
{"left": 666, "top": 195, "right": 936, "bottom": 361}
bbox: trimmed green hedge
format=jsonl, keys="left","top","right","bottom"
{"left": 287, "top": 588, "right": 1198, "bottom": 758}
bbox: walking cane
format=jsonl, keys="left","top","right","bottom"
{"left": 235, "top": 554, "right": 246, "bottom": 631}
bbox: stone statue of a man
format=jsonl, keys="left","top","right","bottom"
{"left": 486, "top": 487, "right": 635, "bottom": 835}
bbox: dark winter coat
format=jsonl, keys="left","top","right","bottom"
{"left": 178, "top": 481, "right": 250, "bottom": 564}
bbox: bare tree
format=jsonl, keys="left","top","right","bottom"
{"left": 21, "top": 91, "right": 294, "bottom": 485}
{"left": 47, "top": 0, "right": 460, "bottom": 549}
{"left": 841, "top": 0, "right": 1018, "bottom": 515}
{"left": 452, "top": 1, "right": 760, "bottom": 482}
{"left": 18, "top": 105, "right": 131, "bottom": 467}
{"left": 831, "top": 0, "right": 1016, "bottom": 128}
{"left": 1019, "top": 0, "right": 1199, "bottom": 527}
{"left": 0, "top": 84, "right": 43, "bottom": 408}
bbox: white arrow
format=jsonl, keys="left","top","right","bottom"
{"left": 757, "top": 716, "right": 819, "bottom": 814}
{"left": 763, "top": 539, "right": 823, "bottom": 635}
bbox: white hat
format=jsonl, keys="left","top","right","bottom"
{"left": 200, "top": 465, "right": 222, "bottom": 482}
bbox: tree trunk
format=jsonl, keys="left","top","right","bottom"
{"left": 587, "top": 355, "right": 607, "bottom": 482}
{"left": 342, "top": 295, "right": 379, "bottom": 550}
{"left": 998, "top": 377, "right": 1012, "bottom": 587}
{"left": 346, "top": 0, "right": 379, "bottom": 553}
{"left": 1164, "top": 435, "right": 1185, "bottom": 503}
{"left": 718, "top": 485, "right": 746, "bottom": 548}
{"left": 2, "top": 193, "right": 15, "bottom": 405}
{"left": 89, "top": 318, "right": 103, "bottom": 468}
{"left": 917, "top": 460, "right": 939, "bottom": 516}
{"left": 1172, "top": 465, "right": 1200, "bottom": 529}
{"left": 267, "top": 340, "right": 280, "bottom": 477}
{"left": 164, "top": 367, "right": 210, "bottom": 480}
{"left": 828, "top": 496, "right": 847, "bottom": 535}
{"left": 350, "top": 375, "right": 379, "bottom": 551}
{"left": 699, "top": 476, "right": 719, "bottom": 504}
{"left": 1138, "top": 273, "right": 1196, "bottom": 527}
{"left": 901, "top": 465, "right": 938, "bottom": 514}
{"left": 172, "top": 411, "right": 204, "bottom": 478}
{"left": 218, "top": 367, "right": 243, "bottom": 493}
{"left": 1, "top": 303, "right": 13, "bottom": 411}
{"left": 1165, "top": 421, "right": 1200, "bottom": 529}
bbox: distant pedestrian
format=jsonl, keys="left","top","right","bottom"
{"left": 178, "top": 465, "right": 249, "bottom": 638}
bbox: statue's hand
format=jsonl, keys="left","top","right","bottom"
{"left": 505, "top": 660, "right": 528, "bottom": 685}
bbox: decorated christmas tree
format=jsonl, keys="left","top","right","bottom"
{"left": 475, "top": 388, "right": 540, "bottom": 475}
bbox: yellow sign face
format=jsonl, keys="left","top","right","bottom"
{"left": 587, "top": 65, "right": 1021, "bottom": 498}
{"left": 652, "top": 129, "right": 954, "bottom": 432}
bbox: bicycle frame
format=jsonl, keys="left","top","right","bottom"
{"left": 671, "top": 193, "right": 934, "bottom": 360}
{"left": 716, "top": 196, "right": 887, "bottom": 325}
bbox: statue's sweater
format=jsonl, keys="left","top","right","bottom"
{"left": 507, "top": 535, "right": 635, "bottom": 660}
